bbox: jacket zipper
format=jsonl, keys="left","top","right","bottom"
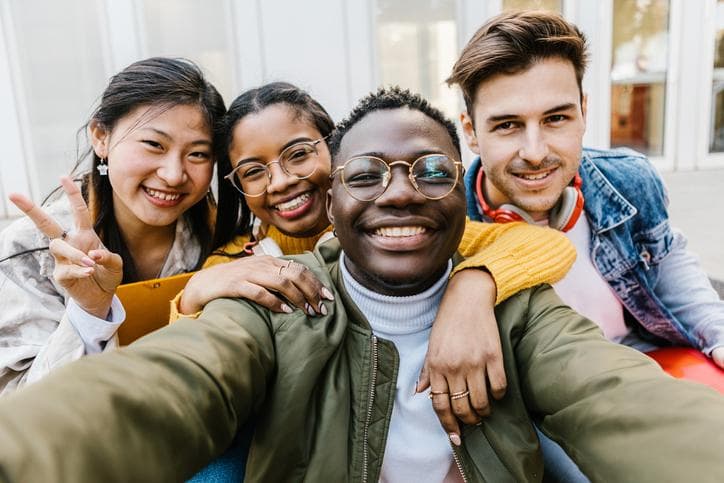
{"left": 360, "top": 336, "right": 468, "bottom": 482}
{"left": 450, "top": 440, "right": 469, "bottom": 483}
{"left": 362, "top": 335, "right": 378, "bottom": 483}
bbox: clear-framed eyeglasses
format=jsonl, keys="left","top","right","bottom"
{"left": 330, "top": 154, "right": 463, "bottom": 202}
{"left": 224, "top": 138, "right": 326, "bottom": 197}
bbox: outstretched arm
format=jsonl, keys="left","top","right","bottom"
{"left": 518, "top": 285, "right": 724, "bottom": 482}
{"left": 0, "top": 297, "right": 274, "bottom": 482}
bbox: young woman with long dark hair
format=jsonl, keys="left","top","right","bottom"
{"left": 0, "top": 57, "right": 225, "bottom": 394}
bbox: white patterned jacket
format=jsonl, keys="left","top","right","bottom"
{"left": 0, "top": 195, "right": 201, "bottom": 395}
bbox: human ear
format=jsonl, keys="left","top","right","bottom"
{"left": 581, "top": 93, "right": 588, "bottom": 125}
{"left": 325, "top": 188, "right": 335, "bottom": 226}
{"left": 460, "top": 112, "right": 480, "bottom": 155}
{"left": 89, "top": 120, "right": 110, "bottom": 159}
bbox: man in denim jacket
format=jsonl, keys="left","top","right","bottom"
{"left": 449, "top": 10, "right": 724, "bottom": 365}
{"left": 449, "top": 11, "right": 724, "bottom": 481}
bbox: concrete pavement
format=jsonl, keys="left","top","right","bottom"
{"left": 662, "top": 168, "right": 724, "bottom": 283}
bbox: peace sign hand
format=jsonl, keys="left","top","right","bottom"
{"left": 9, "top": 176, "right": 123, "bottom": 319}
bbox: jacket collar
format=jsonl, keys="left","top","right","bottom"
{"left": 578, "top": 153, "right": 637, "bottom": 234}
{"left": 316, "top": 238, "right": 464, "bottom": 331}
{"left": 464, "top": 155, "right": 637, "bottom": 235}
{"left": 318, "top": 238, "right": 372, "bottom": 331}
{"left": 464, "top": 157, "right": 485, "bottom": 222}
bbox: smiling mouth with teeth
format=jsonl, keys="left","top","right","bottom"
{"left": 373, "top": 226, "right": 427, "bottom": 237}
{"left": 515, "top": 171, "right": 553, "bottom": 181}
{"left": 144, "top": 187, "right": 182, "bottom": 201}
{"left": 274, "top": 192, "right": 311, "bottom": 211}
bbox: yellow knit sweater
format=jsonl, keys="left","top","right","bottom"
{"left": 169, "top": 220, "right": 575, "bottom": 321}
{"left": 204, "top": 225, "right": 333, "bottom": 267}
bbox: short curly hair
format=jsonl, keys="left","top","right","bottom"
{"left": 328, "top": 86, "right": 461, "bottom": 164}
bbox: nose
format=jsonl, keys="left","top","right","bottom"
{"left": 266, "top": 161, "right": 298, "bottom": 194}
{"left": 518, "top": 126, "right": 549, "bottom": 165}
{"left": 157, "top": 155, "right": 188, "bottom": 186}
{"left": 374, "top": 165, "right": 425, "bottom": 208}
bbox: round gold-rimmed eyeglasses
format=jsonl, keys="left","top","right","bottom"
{"left": 330, "top": 154, "right": 463, "bottom": 202}
{"left": 224, "top": 138, "right": 326, "bottom": 197}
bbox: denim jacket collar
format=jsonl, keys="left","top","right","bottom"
{"left": 578, "top": 153, "right": 637, "bottom": 235}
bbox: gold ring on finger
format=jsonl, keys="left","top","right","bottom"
{"left": 450, "top": 390, "right": 470, "bottom": 400}
{"left": 428, "top": 390, "right": 449, "bottom": 399}
{"left": 278, "top": 260, "right": 294, "bottom": 276}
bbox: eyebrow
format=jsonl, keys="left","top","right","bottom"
{"left": 138, "top": 127, "right": 212, "bottom": 146}
{"left": 281, "top": 136, "right": 315, "bottom": 151}
{"left": 350, "top": 149, "right": 446, "bottom": 160}
{"left": 485, "top": 102, "right": 578, "bottom": 123}
{"left": 234, "top": 136, "right": 316, "bottom": 167}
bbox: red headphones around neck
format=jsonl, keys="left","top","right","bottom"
{"left": 474, "top": 167, "right": 584, "bottom": 232}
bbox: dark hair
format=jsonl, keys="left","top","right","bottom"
{"left": 213, "top": 82, "right": 335, "bottom": 253}
{"left": 71, "top": 57, "right": 226, "bottom": 282}
{"left": 328, "top": 86, "right": 461, "bottom": 162}
{"left": 447, "top": 10, "right": 589, "bottom": 114}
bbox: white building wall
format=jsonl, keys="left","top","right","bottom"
{"left": 248, "top": 0, "right": 363, "bottom": 122}
{"left": 0, "top": 1, "right": 33, "bottom": 215}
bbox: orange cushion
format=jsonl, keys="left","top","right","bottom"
{"left": 646, "top": 347, "right": 724, "bottom": 394}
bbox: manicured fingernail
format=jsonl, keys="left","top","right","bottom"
{"left": 305, "top": 303, "right": 316, "bottom": 316}
{"left": 81, "top": 256, "right": 95, "bottom": 267}
{"left": 321, "top": 287, "right": 335, "bottom": 301}
{"left": 318, "top": 302, "right": 327, "bottom": 316}
{"left": 280, "top": 303, "right": 293, "bottom": 314}
{"left": 449, "top": 433, "right": 461, "bottom": 446}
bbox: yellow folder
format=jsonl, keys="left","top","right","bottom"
{"left": 116, "top": 272, "right": 194, "bottom": 345}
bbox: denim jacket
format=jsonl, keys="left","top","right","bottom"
{"left": 465, "top": 147, "right": 724, "bottom": 353}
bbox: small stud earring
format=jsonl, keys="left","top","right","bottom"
{"left": 97, "top": 158, "right": 108, "bottom": 176}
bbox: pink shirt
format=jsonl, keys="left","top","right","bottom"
{"left": 551, "top": 216, "right": 630, "bottom": 342}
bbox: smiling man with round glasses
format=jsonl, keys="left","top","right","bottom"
{"left": 330, "top": 153, "right": 463, "bottom": 201}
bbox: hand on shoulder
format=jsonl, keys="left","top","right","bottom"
{"left": 180, "top": 254, "right": 334, "bottom": 316}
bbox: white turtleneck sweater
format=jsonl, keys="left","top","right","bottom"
{"left": 340, "top": 253, "right": 464, "bottom": 483}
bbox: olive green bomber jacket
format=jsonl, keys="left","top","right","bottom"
{"left": 1, "top": 239, "right": 724, "bottom": 482}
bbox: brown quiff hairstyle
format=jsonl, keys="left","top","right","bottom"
{"left": 447, "top": 10, "right": 589, "bottom": 114}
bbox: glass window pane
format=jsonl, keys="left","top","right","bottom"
{"left": 139, "top": 0, "right": 233, "bottom": 101}
{"left": 502, "top": 0, "right": 561, "bottom": 12}
{"left": 375, "top": 0, "right": 458, "bottom": 118}
{"left": 610, "top": 0, "right": 670, "bottom": 156}
{"left": 709, "top": 0, "right": 724, "bottom": 152}
{"left": 8, "top": 0, "right": 107, "bottom": 198}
